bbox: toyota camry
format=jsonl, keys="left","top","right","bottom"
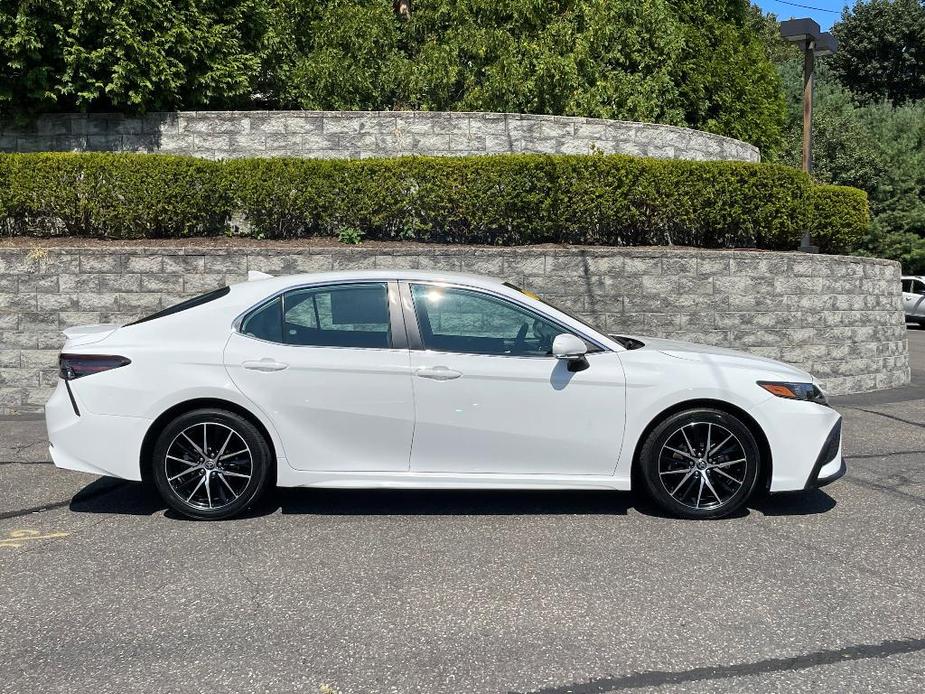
{"left": 46, "top": 270, "right": 845, "bottom": 520}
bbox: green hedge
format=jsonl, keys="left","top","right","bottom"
{"left": 0, "top": 153, "right": 232, "bottom": 238}
{"left": 0, "top": 152, "right": 869, "bottom": 253}
{"left": 809, "top": 184, "right": 871, "bottom": 254}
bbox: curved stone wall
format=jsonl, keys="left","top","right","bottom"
{"left": 0, "top": 245, "right": 905, "bottom": 412}
{"left": 0, "top": 111, "right": 760, "bottom": 162}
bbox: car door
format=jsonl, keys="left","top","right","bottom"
{"left": 402, "top": 282, "right": 626, "bottom": 476}
{"left": 903, "top": 279, "right": 925, "bottom": 320}
{"left": 224, "top": 281, "right": 415, "bottom": 472}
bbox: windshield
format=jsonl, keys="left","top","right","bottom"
{"left": 503, "top": 282, "right": 601, "bottom": 332}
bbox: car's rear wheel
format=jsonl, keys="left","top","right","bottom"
{"left": 152, "top": 408, "right": 271, "bottom": 520}
{"left": 639, "top": 408, "right": 761, "bottom": 519}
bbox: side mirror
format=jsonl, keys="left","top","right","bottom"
{"left": 552, "top": 333, "right": 589, "bottom": 371}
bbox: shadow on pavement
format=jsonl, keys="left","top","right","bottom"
{"left": 69, "top": 477, "right": 166, "bottom": 516}
{"left": 68, "top": 478, "right": 836, "bottom": 520}
{"left": 751, "top": 489, "right": 837, "bottom": 516}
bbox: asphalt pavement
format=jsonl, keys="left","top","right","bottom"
{"left": 1, "top": 331, "right": 924, "bottom": 694}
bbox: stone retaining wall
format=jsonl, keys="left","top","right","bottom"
{"left": 0, "top": 245, "right": 907, "bottom": 412}
{"left": 0, "top": 111, "right": 760, "bottom": 162}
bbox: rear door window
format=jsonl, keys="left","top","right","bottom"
{"left": 240, "top": 283, "right": 391, "bottom": 349}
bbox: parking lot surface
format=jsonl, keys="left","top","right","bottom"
{"left": 1, "top": 331, "right": 924, "bottom": 694}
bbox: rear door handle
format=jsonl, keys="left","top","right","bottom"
{"left": 416, "top": 366, "right": 462, "bottom": 381}
{"left": 242, "top": 358, "right": 288, "bottom": 372}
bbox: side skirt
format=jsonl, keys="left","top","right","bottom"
{"left": 276, "top": 466, "right": 630, "bottom": 491}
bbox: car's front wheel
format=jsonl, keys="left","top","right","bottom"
{"left": 152, "top": 408, "right": 271, "bottom": 520}
{"left": 639, "top": 408, "right": 761, "bottom": 519}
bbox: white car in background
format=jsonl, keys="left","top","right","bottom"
{"left": 46, "top": 270, "right": 845, "bottom": 521}
{"left": 902, "top": 275, "right": 925, "bottom": 325}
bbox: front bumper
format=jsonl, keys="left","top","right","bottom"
{"left": 805, "top": 418, "right": 847, "bottom": 489}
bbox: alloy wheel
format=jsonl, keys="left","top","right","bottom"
{"left": 657, "top": 421, "right": 748, "bottom": 511}
{"left": 164, "top": 422, "right": 254, "bottom": 512}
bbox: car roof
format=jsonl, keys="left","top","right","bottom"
{"left": 236, "top": 269, "right": 512, "bottom": 296}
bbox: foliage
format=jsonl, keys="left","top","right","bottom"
{"left": 773, "top": 61, "right": 886, "bottom": 191}
{"left": 856, "top": 229, "right": 925, "bottom": 275}
{"left": 336, "top": 227, "right": 365, "bottom": 245}
{"left": 0, "top": 151, "right": 865, "bottom": 253}
{"left": 858, "top": 100, "right": 925, "bottom": 238}
{"left": 809, "top": 184, "right": 871, "bottom": 253}
{"left": 671, "top": 1, "right": 786, "bottom": 155}
{"left": 771, "top": 54, "right": 925, "bottom": 269}
{"left": 0, "top": 152, "right": 232, "bottom": 237}
{"left": 1, "top": 1, "right": 786, "bottom": 152}
{"left": 0, "top": 1, "right": 267, "bottom": 117}
{"left": 831, "top": 0, "right": 925, "bottom": 106}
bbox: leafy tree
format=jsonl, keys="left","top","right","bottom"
{"left": 398, "top": 0, "right": 688, "bottom": 123}
{"left": 831, "top": 0, "right": 925, "bottom": 105}
{"left": 773, "top": 60, "right": 886, "bottom": 190}
{"left": 262, "top": 0, "right": 784, "bottom": 153}
{"left": 772, "top": 53, "right": 925, "bottom": 271}
{"left": 1, "top": 0, "right": 267, "bottom": 115}
{"left": 0, "top": 1, "right": 66, "bottom": 118}
{"left": 261, "top": 0, "right": 405, "bottom": 111}
{"left": 2, "top": 1, "right": 787, "bottom": 152}
{"left": 671, "top": 1, "right": 786, "bottom": 154}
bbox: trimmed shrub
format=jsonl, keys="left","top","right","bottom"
{"left": 0, "top": 151, "right": 868, "bottom": 253}
{"left": 809, "top": 184, "right": 870, "bottom": 254}
{"left": 0, "top": 153, "right": 231, "bottom": 238}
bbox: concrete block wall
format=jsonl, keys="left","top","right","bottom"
{"left": 0, "top": 111, "right": 760, "bottom": 163}
{"left": 0, "top": 245, "right": 906, "bottom": 412}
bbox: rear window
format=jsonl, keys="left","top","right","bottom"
{"left": 126, "top": 286, "right": 230, "bottom": 326}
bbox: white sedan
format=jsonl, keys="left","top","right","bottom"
{"left": 46, "top": 270, "right": 845, "bottom": 520}
{"left": 902, "top": 275, "right": 925, "bottom": 325}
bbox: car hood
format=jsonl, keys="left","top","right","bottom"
{"left": 614, "top": 335, "right": 813, "bottom": 382}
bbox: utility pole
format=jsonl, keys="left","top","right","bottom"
{"left": 780, "top": 18, "right": 837, "bottom": 254}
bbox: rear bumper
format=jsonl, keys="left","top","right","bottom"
{"left": 46, "top": 379, "right": 151, "bottom": 481}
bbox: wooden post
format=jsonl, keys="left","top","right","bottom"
{"left": 802, "top": 39, "right": 815, "bottom": 175}
{"left": 800, "top": 38, "right": 818, "bottom": 253}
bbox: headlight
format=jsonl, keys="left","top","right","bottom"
{"left": 757, "top": 381, "right": 828, "bottom": 405}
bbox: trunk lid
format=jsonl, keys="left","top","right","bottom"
{"left": 61, "top": 324, "right": 120, "bottom": 349}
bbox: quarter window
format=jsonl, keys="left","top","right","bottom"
{"left": 241, "top": 283, "right": 391, "bottom": 348}
{"left": 410, "top": 284, "right": 580, "bottom": 357}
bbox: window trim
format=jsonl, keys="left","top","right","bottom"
{"left": 233, "top": 280, "right": 407, "bottom": 351}
{"left": 126, "top": 286, "right": 230, "bottom": 326}
{"left": 400, "top": 280, "right": 609, "bottom": 358}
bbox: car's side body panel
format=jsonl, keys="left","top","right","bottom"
{"left": 611, "top": 348, "right": 841, "bottom": 492}
{"left": 901, "top": 275, "right": 925, "bottom": 321}
{"left": 407, "top": 350, "right": 627, "bottom": 476}
{"left": 224, "top": 332, "right": 416, "bottom": 472}
{"left": 46, "top": 379, "right": 151, "bottom": 481}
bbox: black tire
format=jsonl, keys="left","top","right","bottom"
{"left": 639, "top": 408, "right": 761, "bottom": 519}
{"left": 152, "top": 408, "right": 271, "bottom": 520}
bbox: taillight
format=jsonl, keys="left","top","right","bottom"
{"left": 59, "top": 354, "right": 131, "bottom": 380}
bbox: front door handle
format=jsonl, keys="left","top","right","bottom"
{"left": 416, "top": 366, "right": 462, "bottom": 381}
{"left": 242, "top": 358, "right": 288, "bottom": 372}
